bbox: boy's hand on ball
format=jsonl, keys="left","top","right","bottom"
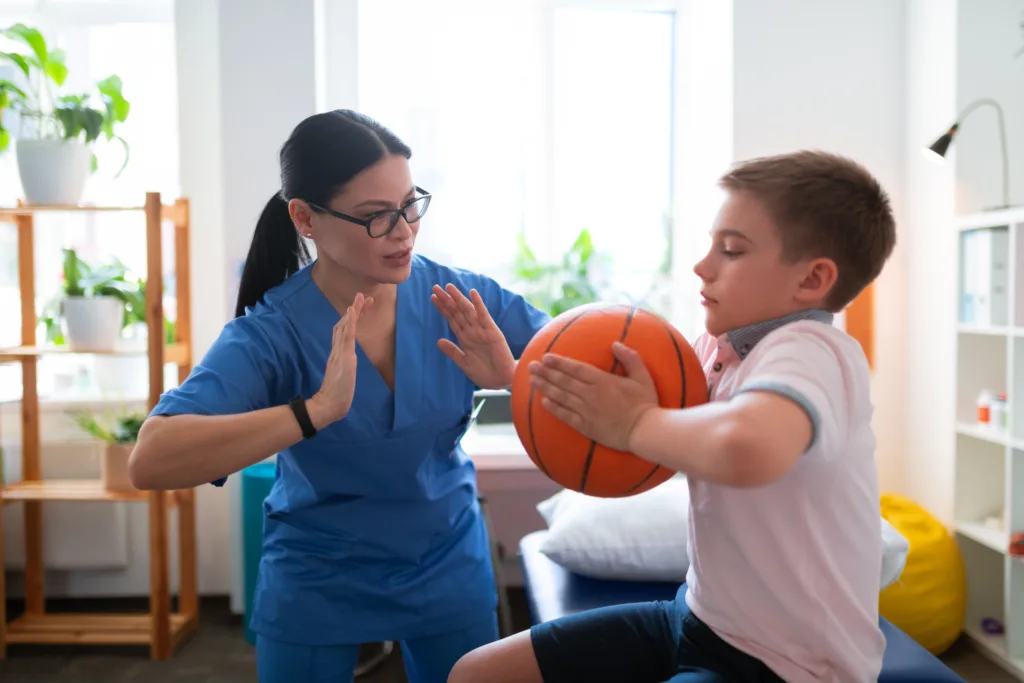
{"left": 432, "top": 283, "right": 517, "bottom": 390}
{"left": 528, "top": 341, "right": 659, "bottom": 452}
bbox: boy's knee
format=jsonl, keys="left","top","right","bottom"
{"left": 447, "top": 631, "right": 542, "bottom": 683}
{"left": 447, "top": 648, "right": 484, "bottom": 683}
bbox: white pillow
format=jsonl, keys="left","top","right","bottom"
{"left": 880, "top": 516, "right": 909, "bottom": 588}
{"left": 537, "top": 479, "right": 910, "bottom": 589}
{"left": 536, "top": 475, "right": 691, "bottom": 582}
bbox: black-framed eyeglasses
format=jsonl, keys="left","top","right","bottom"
{"left": 308, "top": 186, "right": 432, "bottom": 238}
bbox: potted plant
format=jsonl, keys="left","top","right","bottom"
{"left": 512, "top": 228, "right": 607, "bottom": 317}
{"left": 71, "top": 410, "right": 145, "bottom": 493}
{"left": 0, "top": 23, "right": 130, "bottom": 205}
{"left": 43, "top": 247, "right": 146, "bottom": 351}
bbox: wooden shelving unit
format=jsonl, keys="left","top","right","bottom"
{"left": 0, "top": 193, "right": 198, "bottom": 660}
{"left": 952, "top": 206, "right": 1024, "bottom": 680}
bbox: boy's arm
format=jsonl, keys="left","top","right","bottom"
{"left": 628, "top": 391, "right": 813, "bottom": 487}
{"left": 628, "top": 326, "right": 846, "bottom": 488}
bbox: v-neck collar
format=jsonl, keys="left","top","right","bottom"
{"left": 303, "top": 262, "right": 425, "bottom": 435}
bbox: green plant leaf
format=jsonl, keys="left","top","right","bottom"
{"left": 96, "top": 75, "right": 129, "bottom": 126}
{"left": 1, "top": 24, "right": 47, "bottom": 67}
{"left": 44, "top": 47, "right": 67, "bottom": 86}
{"left": 62, "top": 247, "right": 91, "bottom": 296}
{"left": 57, "top": 93, "right": 86, "bottom": 107}
{"left": 0, "top": 78, "right": 28, "bottom": 101}
{"left": 0, "top": 126, "right": 8, "bottom": 153}
{"left": 0, "top": 51, "right": 29, "bottom": 78}
{"left": 54, "top": 103, "right": 104, "bottom": 143}
{"left": 111, "top": 135, "right": 129, "bottom": 177}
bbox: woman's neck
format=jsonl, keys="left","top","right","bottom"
{"left": 311, "top": 258, "right": 397, "bottom": 318}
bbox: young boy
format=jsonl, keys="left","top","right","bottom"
{"left": 448, "top": 150, "right": 897, "bottom": 683}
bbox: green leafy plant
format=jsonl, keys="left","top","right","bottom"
{"left": 513, "top": 229, "right": 608, "bottom": 317}
{"left": 0, "top": 23, "right": 130, "bottom": 174}
{"left": 40, "top": 247, "right": 147, "bottom": 344}
{"left": 70, "top": 409, "right": 145, "bottom": 445}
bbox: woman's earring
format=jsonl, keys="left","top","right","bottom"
{"left": 306, "top": 233, "right": 312, "bottom": 238}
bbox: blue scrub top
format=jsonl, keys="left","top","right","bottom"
{"left": 150, "top": 255, "right": 550, "bottom": 646}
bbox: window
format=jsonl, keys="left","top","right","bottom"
{"left": 357, "top": 0, "right": 677, "bottom": 318}
{"left": 0, "top": 0, "right": 178, "bottom": 403}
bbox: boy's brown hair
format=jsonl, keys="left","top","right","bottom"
{"left": 718, "top": 150, "right": 896, "bottom": 311}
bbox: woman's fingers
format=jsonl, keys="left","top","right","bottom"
{"left": 469, "top": 288, "right": 495, "bottom": 326}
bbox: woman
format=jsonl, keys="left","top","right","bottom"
{"left": 129, "top": 110, "right": 550, "bottom": 683}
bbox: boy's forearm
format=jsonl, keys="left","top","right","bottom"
{"left": 627, "top": 402, "right": 751, "bottom": 486}
{"left": 627, "top": 391, "right": 813, "bottom": 488}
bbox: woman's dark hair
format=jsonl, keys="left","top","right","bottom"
{"left": 234, "top": 110, "right": 412, "bottom": 318}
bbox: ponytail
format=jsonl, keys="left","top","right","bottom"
{"left": 234, "top": 192, "right": 311, "bottom": 318}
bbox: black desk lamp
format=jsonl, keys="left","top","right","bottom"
{"left": 923, "top": 97, "right": 1011, "bottom": 210}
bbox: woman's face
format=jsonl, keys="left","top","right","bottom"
{"left": 292, "top": 154, "right": 423, "bottom": 285}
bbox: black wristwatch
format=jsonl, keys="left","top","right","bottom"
{"left": 288, "top": 396, "right": 317, "bottom": 439}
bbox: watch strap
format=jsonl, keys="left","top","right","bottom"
{"left": 289, "top": 396, "right": 317, "bottom": 439}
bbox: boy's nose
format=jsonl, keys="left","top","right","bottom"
{"left": 693, "top": 258, "right": 710, "bottom": 281}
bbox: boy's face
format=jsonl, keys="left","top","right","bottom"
{"left": 693, "top": 190, "right": 837, "bottom": 337}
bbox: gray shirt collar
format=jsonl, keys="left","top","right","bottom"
{"left": 726, "top": 309, "right": 834, "bottom": 360}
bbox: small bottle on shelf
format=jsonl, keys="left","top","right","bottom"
{"left": 977, "top": 389, "right": 993, "bottom": 425}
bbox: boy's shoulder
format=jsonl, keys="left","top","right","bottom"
{"left": 753, "top": 319, "right": 868, "bottom": 368}
{"left": 740, "top": 320, "right": 873, "bottom": 418}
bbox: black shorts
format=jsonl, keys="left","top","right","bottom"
{"left": 528, "top": 586, "right": 784, "bottom": 683}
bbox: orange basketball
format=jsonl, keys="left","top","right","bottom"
{"left": 511, "top": 302, "right": 708, "bottom": 498}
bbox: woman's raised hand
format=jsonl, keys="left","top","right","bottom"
{"left": 308, "top": 293, "right": 373, "bottom": 428}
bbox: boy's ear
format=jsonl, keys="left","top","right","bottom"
{"left": 794, "top": 257, "right": 839, "bottom": 305}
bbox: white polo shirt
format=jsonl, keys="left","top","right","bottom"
{"left": 684, "top": 310, "right": 885, "bottom": 683}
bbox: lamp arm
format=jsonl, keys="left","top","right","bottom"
{"left": 955, "top": 98, "right": 1010, "bottom": 209}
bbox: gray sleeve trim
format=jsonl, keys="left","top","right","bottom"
{"left": 735, "top": 381, "right": 820, "bottom": 452}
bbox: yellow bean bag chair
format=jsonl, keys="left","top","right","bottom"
{"left": 879, "top": 493, "right": 967, "bottom": 655}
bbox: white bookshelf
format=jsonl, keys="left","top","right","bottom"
{"left": 954, "top": 207, "right": 1024, "bottom": 679}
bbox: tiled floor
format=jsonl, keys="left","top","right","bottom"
{"left": 0, "top": 594, "right": 1016, "bottom": 682}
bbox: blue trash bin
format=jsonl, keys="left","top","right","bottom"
{"left": 241, "top": 460, "right": 277, "bottom": 645}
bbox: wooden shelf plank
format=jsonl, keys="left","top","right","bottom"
{"left": 0, "top": 343, "right": 188, "bottom": 365}
{"left": 0, "top": 204, "right": 185, "bottom": 224}
{"left": 7, "top": 612, "right": 193, "bottom": 646}
{"left": 1, "top": 480, "right": 179, "bottom": 506}
{"left": 0, "top": 205, "right": 148, "bottom": 215}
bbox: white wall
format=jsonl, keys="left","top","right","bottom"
{"left": 954, "top": 0, "right": 1024, "bottom": 214}
{"left": 902, "top": 0, "right": 958, "bottom": 525}
{"left": 731, "top": 0, "right": 908, "bottom": 493}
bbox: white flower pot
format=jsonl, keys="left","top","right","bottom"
{"left": 62, "top": 296, "right": 123, "bottom": 351}
{"left": 16, "top": 138, "right": 91, "bottom": 206}
{"left": 102, "top": 443, "right": 137, "bottom": 493}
